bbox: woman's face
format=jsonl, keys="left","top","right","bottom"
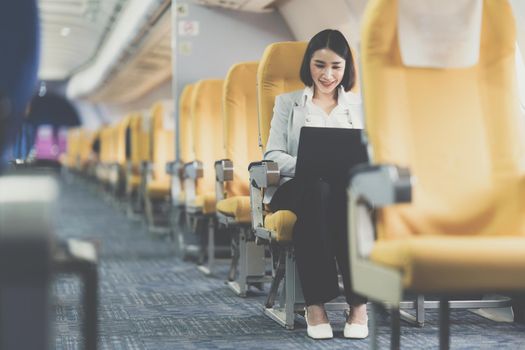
{"left": 309, "top": 48, "right": 345, "bottom": 96}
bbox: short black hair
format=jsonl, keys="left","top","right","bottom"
{"left": 299, "top": 29, "right": 356, "bottom": 92}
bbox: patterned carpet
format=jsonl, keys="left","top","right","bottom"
{"left": 53, "top": 176, "right": 525, "bottom": 349}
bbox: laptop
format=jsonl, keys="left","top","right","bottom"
{"left": 295, "top": 127, "right": 369, "bottom": 182}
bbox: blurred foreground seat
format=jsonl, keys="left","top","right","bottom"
{"left": 348, "top": 1, "right": 525, "bottom": 348}
{"left": 0, "top": 174, "right": 98, "bottom": 350}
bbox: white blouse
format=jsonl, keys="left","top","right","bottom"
{"left": 302, "top": 86, "right": 364, "bottom": 129}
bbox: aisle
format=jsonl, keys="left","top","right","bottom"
{"left": 53, "top": 177, "right": 525, "bottom": 349}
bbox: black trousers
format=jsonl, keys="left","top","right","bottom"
{"left": 269, "top": 177, "right": 367, "bottom": 307}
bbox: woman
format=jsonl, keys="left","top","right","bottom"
{"left": 264, "top": 29, "right": 368, "bottom": 340}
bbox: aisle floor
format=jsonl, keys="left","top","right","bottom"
{"left": 53, "top": 177, "right": 525, "bottom": 349}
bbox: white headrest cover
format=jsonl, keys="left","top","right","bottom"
{"left": 510, "top": 0, "right": 525, "bottom": 62}
{"left": 398, "top": 0, "right": 483, "bottom": 68}
{"left": 516, "top": 44, "right": 525, "bottom": 113}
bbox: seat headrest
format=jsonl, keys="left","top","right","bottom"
{"left": 180, "top": 85, "right": 194, "bottom": 113}
{"left": 152, "top": 100, "right": 174, "bottom": 131}
{"left": 226, "top": 62, "right": 258, "bottom": 94}
{"left": 257, "top": 41, "right": 307, "bottom": 150}
{"left": 398, "top": 0, "right": 483, "bottom": 68}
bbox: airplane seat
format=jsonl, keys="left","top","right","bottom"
{"left": 109, "top": 115, "right": 132, "bottom": 195}
{"left": 183, "top": 79, "right": 226, "bottom": 274}
{"left": 216, "top": 62, "right": 261, "bottom": 223}
{"left": 74, "top": 129, "right": 85, "bottom": 172}
{"left": 86, "top": 129, "right": 101, "bottom": 178}
{"left": 169, "top": 84, "right": 195, "bottom": 206}
{"left": 0, "top": 172, "right": 99, "bottom": 350}
{"left": 97, "top": 126, "right": 115, "bottom": 186}
{"left": 145, "top": 100, "right": 175, "bottom": 199}
{"left": 166, "top": 84, "right": 196, "bottom": 258}
{"left": 132, "top": 111, "right": 152, "bottom": 213}
{"left": 348, "top": 0, "right": 525, "bottom": 347}
{"left": 252, "top": 42, "right": 307, "bottom": 246}
{"left": 248, "top": 41, "right": 310, "bottom": 329}
{"left": 144, "top": 100, "right": 175, "bottom": 231}
{"left": 517, "top": 45, "right": 525, "bottom": 114}
{"left": 146, "top": 131, "right": 175, "bottom": 198}
{"left": 510, "top": 0, "right": 525, "bottom": 114}
{"left": 123, "top": 113, "right": 144, "bottom": 216}
{"left": 77, "top": 129, "right": 92, "bottom": 174}
{"left": 185, "top": 79, "right": 224, "bottom": 215}
{"left": 62, "top": 128, "right": 80, "bottom": 171}
{"left": 72, "top": 128, "right": 82, "bottom": 171}
{"left": 126, "top": 113, "right": 142, "bottom": 194}
{"left": 213, "top": 62, "right": 272, "bottom": 294}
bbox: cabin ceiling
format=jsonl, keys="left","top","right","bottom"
{"left": 193, "top": 0, "right": 276, "bottom": 12}
{"left": 38, "top": 0, "right": 129, "bottom": 81}
{"left": 88, "top": 7, "right": 172, "bottom": 104}
{"left": 42, "top": 0, "right": 525, "bottom": 107}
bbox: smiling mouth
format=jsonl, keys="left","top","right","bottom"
{"left": 319, "top": 80, "right": 336, "bottom": 88}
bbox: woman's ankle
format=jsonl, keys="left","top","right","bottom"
{"left": 306, "top": 304, "right": 329, "bottom": 325}
{"left": 347, "top": 303, "right": 368, "bottom": 325}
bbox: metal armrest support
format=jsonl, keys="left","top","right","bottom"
{"left": 183, "top": 161, "right": 203, "bottom": 205}
{"left": 248, "top": 160, "right": 280, "bottom": 189}
{"left": 348, "top": 164, "right": 412, "bottom": 258}
{"left": 166, "top": 160, "right": 184, "bottom": 177}
{"left": 215, "top": 159, "right": 233, "bottom": 182}
{"left": 249, "top": 160, "right": 280, "bottom": 236}
{"left": 167, "top": 160, "right": 185, "bottom": 205}
{"left": 347, "top": 164, "right": 412, "bottom": 305}
{"left": 215, "top": 159, "right": 233, "bottom": 201}
{"left": 349, "top": 164, "right": 412, "bottom": 207}
{"left": 184, "top": 160, "right": 203, "bottom": 180}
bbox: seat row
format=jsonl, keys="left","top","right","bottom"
{"left": 62, "top": 1, "right": 525, "bottom": 348}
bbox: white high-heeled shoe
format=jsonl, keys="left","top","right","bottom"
{"left": 343, "top": 319, "right": 369, "bottom": 339}
{"left": 304, "top": 307, "right": 333, "bottom": 340}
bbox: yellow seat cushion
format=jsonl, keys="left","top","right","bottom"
{"left": 371, "top": 236, "right": 525, "bottom": 293}
{"left": 216, "top": 196, "right": 251, "bottom": 223}
{"left": 146, "top": 179, "right": 170, "bottom": 198}
{"left": 190, "top": 192, "right": 216, "bottom": 214}
{"left": 264, "top": 210, "right": 297, "bottom": 242}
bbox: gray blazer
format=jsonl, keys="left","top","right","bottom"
{"left": 263, "top": 88, "right": 363, "bottom": 203}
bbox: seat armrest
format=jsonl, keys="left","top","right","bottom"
{"left": 215, "top": 159, "right": 233, "bottom": 182}
{"left": 248, "top": 160, "right": 280, "bottom": 234}
{"left": 249, "top": 160, "right": 280, "bottom": 189}
{"left": 166, "top": 160, "right": 184, "bottom": 177}
{"left": 349, "top": 164, "right": 412, "bottom": 207}
{"left": 214, "top": 159, "right": 233, "bottom": 202}
{"left": 347, "top": 164, "right": 412, "bottom": 259}
{"left": 184, "top": 160, "right": 203, "bottom": 179}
